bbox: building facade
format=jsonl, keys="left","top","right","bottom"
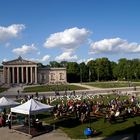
{"left": 1, "top": 56, "right": 67, "bottom": 85}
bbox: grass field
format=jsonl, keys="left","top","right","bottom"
{"left": 43, "top": 115, "right": 140, "bottom": 139}
{"left": 0, "top": 87, "right": 8, "bottom": 93}
{"left": 23, "top": 84, "right": 87, "bottom": 92}
{"left": 84, "top": 81, "right": 140, "bottom": 88}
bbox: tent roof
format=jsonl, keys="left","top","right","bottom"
{"left": 11, "top": 99, "right": 54, "bottom": 115}
{"left": 0, "top": 97, "right": 20, "bottom": 108}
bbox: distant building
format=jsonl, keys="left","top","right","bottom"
{"left": 1, "top": 56, "right": 67, "bottom": 85}
{"left": 0, "top": 69, "right": 4, "bottom": 84}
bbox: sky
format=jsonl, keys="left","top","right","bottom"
{"left": 0, "top": 0, "right": 140, "bottom": 64}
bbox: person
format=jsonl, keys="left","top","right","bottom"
{"left": 84, "top": 127, "right": 92, "bottom": 137}
{"left": 0, "top": 116, "right": 3, "bottom": 127}
{"left": 17, "top": 90, "right": 20, "bottom": 98}
{"left": 8, "top": 112, "right": 12, "bottom": 129}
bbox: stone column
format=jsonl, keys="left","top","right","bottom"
{"left": 30, "top": 67, "right": 33, "bottom": 83}
{"left": 35, "top": 67, "right": 37, "bottom": 84}
{"left": 7, "top": 67, "right": 10, "bottom": 84}
{"left": 3, "top": 67, "right": 6, "bottom": 83}
{"left": 21, "top": 67, "right": 24, "bottom": 83}
{"left": 26, "top": 67, "right": 28, "bottom": 84}
{"left": 17, "top": 67, "right": 19, "bottom": 84}
{"left": 12, "top": 67, "right": 15, "bottom": 84}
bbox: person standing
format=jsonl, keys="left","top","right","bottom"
{"left": 8, "top": 112, "right": 12, "bottom": 129}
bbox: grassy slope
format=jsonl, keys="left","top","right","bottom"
{"left": 24, "top": 84, "right": 87, "bottom": 92}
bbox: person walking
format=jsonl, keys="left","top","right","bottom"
{"left": 8, "top": 112, "right": 12, "bottom": 129}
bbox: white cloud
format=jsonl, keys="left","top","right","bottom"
{"left": 26, "top": 55, "right": 50, "bottom": 64}
{"left": 44, "top": 27, "right": 91, "bottom": 50}
{"left": 77, "top": 58, "right": 93, "bottom": 64}
{"left": 2, "top": 58, "right": 8, "bottom": 62}
{"left": 90, "top": 38, "right": 140, "bottom": 54}
{"left": 55, "top": 51, "right": 78, "bottom": 61}
{"left": 40, "top": 55, "right": 50, "bottom": 62}
{"left": 0, "top": 24, "right": 25, "bottom": 42}
{"left": 12, "top": 44, "right": 38, "bottom": 55}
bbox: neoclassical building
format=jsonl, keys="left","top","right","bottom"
{"left": 0, "top": 56, "right": 67, "bottom": 85}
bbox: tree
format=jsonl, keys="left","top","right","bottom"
{"left": 110, "top": 61, "right": 118, "bottom": 80}
{"left": 67, "top": 62, "right": 80, "bottom": 82}
{"left": 49, "top": 61, "right": 61, "bottom": 67}
{"left": 79, "top": 62, "right": 89, "bottom": 82}
{"left": 116, "top": 58, "right": 128, "bottom": 80}
{"left": 87, "top": 60, "right": 96, "bottom": 81}
{"left": 95, "top": 58, "right": 112, "bottom": 81}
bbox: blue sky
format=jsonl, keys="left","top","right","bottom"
{"left": 0, "top": 0, "right": 140, "bottom": 64}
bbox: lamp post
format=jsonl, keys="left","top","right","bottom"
{"left": 80, "top": 67, "right": 82, "bottom": 84}
{"left": 127, "top": 64, "right": 130, "bottom": 87}
{"left": 89, "top": 68, "right": 91, "bottom": 82}
{"left": 97, "top": 67, "right": 100, "bottom": 82}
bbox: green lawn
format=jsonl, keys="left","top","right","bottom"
{"left": 23, "top": 84, "right": 87, "bottom": 92}
{"left": 39, "top": 112, "right": 140, "bottom": 139}
{"left": 0, "top": 87, "right": 8, "bottom": 93}
{"left": 84, "top": 81, "right": 140, "bottom": 88}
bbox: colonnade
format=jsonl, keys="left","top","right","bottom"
{"left": 3, "top": 65, "right": 37, "bottom": 84}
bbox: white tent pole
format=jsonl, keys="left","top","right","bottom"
{"left": 28, "top": 114, "right": 30, "bottom": 135}
{"left": 11, "top": 112, "right": 12, "bottom": 129}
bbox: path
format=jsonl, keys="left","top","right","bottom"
{"left": 70, "top": 83, "right": 101, "bottom": 90}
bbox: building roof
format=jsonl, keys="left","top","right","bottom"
{"left": 2, "top": 56, "right": 38, "bottom": 65}
{"left": 39, "top": 67, "right": 66, "bottom": 71}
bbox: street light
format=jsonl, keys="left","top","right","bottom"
{"left": 80, "top": 67, "right": 82, "bottom": 84}
{"left": 97, "top": 67, "right": 100, "bottom": 82}
{"left": 89, "top": 68, "right": 91, "bottom": 82}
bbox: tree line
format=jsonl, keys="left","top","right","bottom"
{"left": 38, "top": 58, "right": 140, "bottom": 83}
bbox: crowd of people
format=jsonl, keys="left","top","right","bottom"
{"left": 47, "top": 92, "right": 140, "bottom": 123}
{"left": 14, "top": 90, "right": 140, "bottom": 124}
{"left": 1, "top": 90, "right": 139, "bottom": 128}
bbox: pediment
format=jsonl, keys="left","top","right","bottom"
{"left": 2, "top": 56, "right": 37, "bottom": 65}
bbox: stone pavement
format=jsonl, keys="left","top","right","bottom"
{"left": 0, "top": 127, "right": 70, "bottom": 140}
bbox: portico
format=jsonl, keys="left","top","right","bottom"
{"left": 2, "top": 56, "right": 37, "bottom": 84}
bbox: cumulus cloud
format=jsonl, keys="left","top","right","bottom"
{"left": 26, "top": 55, "right": 51, "bottom": 63}
{"left": 55, "top": 51, "right": 78, "bottom": 61}
{"left": 0, "top": 24, "right": 25, "bottom": 42}
{"left": 77, "top": 58, "right": 94, "bottom": 64}
{"left": 40, "top": 55, "right": 50, "bottom": 62}
{"left": 12, "top": 44, "right": 38, "bottom": 55}
{"left": 44, "top": 27, "right": 91, "bottom": 50}
{"left": 90, "top": 38, "right": 140, "bottom": 54}
{"left": 2, "top": 58, "right": 8, "bottom": 62}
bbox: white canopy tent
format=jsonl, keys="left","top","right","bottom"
{"left": 0, "top": 96, "right": 20, "bottom": 108}
{"left": 11, "top": 99, "right": 54, "bottom": 135}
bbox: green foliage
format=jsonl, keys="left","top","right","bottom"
{"left": 40, "top": 57, "right": 140, "bottom": 83}
{"left": 0, "top": 87, "right": 8, "bottom": 93}
{"left": 67, "top": 62, "right": 80, "bottom": 82}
